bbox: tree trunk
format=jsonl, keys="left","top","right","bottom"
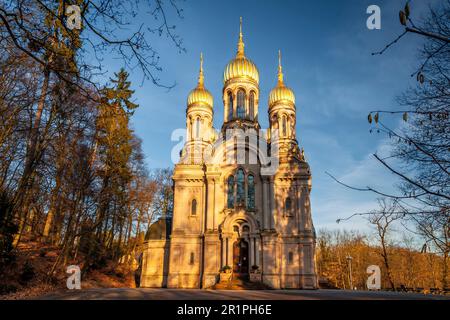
{"left": 13, "top": 68, "right": 50, "bottom": 247}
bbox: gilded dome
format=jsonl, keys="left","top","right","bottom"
{"left": 269, "top": 51, "right": 295, "bottom": 107}
{"left": 187, "top": 87, "right": 213, "bottom": 108}
{"left": 269, "top": 85, "right": 295, "bottom": 107}
{"left": 224, "top": 56, "right": 259, "bottom": 85}
{"left": 187, "top": 53, "right": 213, "bottom": 108}
{"left": 223, "top": 18, "right": 259, "bottom": 85}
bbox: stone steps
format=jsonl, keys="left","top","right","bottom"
{"left": 212, "top": 274, "right": 271, "bottom": 290}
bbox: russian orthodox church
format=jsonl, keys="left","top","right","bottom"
{"left": 140, "top": 19, "right": 317, "bottom": 289}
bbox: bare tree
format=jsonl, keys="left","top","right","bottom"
{"left": 328, "top": 1, "right": 450, "bottom": 289}
{"left": 367, "top": 199, "right": 404, "bottom": 290}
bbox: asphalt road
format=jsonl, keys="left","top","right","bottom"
{"left": 37, "top": 288, "right": 450, "bottom": 300}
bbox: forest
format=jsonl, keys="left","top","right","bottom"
{"left": 0, "top": 0, "right": 179, "bottom": 296}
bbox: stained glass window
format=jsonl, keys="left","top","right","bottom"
{"left": 237, "top": 90, "right": 245, "bottom": 118}
{"left": 227, "top": 176, "right": 234, "bottom": 208}
{"left": 191, "top": 199, "right": 197, "bottom": 216}
{"left": 247, "top": 175, "right": 255, "bottom": 209}
{"left": 236, "top": 169, "right": 245, "bottom": 205}
{"left": 282, "top": 116, "right": 287, "bottom": 137}
{"left": 195, "top": 118, "right": 200, "bottom": 139}
{"left": 228, "top": 92, "right": 233, "bottom": 120}
{"left": 285, "top": 197, "right": 292, "bottom": 212}
{"left": 288, "top": 251, "right": 293, "bottom": 264}
{"left": 249, "top": 92, "right": 255, "bottom": 120}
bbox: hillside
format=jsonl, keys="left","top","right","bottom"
{"left": 0, "top": 236, "right": 137, "bottom": 300}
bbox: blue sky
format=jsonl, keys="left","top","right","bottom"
{"left": 99, "top": 0, "right": 439, "bottom": 233}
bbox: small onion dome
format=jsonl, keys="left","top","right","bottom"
{"left": 145, "top": 216, "right": 172, "bottom": 240}
{"left": 187, "top": 53, "right": 213, "bottom": 108}
{"left": 269, "top": 50, "right": 295, "bottom": 108}
{"left": 223, "top": 17, "right": 259, "bottom": 85}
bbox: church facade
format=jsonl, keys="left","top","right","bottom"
{"left": 140, "top": 20, "right": 317, "bottom": 289}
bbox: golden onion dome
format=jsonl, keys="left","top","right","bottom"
{"left": 187, "top": 53, "right": 213, "bottom": 108}
{"left": 269, "top": 50, "right": 295, "bottom": 107}
{"left": 223, "top": 18, "right": 259, "bottom": 85}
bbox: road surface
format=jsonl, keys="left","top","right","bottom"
{"left": 37, "top": 288, "right": 450, "bottom": 300}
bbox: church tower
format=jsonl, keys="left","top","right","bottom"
{"left": 222, "top": 17, "right": 260, "bottom": 132}
{"left": 268, "top": 50, "right": 302, "bottom": 162}
{"left": 264, "top": 50, "right": 316, "bottom": 289}
{"left": 183, "top": 53, "right": 215, "bottom": 164}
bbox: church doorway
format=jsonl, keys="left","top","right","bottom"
{"left": 232, "top": 239, "right": 249, "bottom": 274}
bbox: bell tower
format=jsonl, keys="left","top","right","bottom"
{"left": 268, "top": 50, "right": 302, "bottom": 163}
{"left": 182, "top": 53, "right": 215, "bottom": 164}
{"left": 222, "top": 18, "right": 260, "bottom": 133}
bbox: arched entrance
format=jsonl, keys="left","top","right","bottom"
{"left": 233, "top": 239, "right": 249, "bottom": 274}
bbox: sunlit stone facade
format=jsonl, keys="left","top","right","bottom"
{"left": 141, "top": 20, "right": 317, "bottom": 289}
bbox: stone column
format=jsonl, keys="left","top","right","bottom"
{"left": 295, "top": 181, "right": 300, "bottom": 233}
{"left": 228, "top": 237, "right": 234, "bottom": 268}
{"left": 269, "top": 177, "right": 276, "bottom": 230}
{"left": 253, "top": 237, "right": 258, "bottom": 267}
{"left": 255, "top": 237, "right": 261, "bottom": 267}
{"left": 278, "top": 116, "right": 282, "bottom": 137}
{"left": 201, "top": 180, "right": 206, "bottom": 232}
{"left": 299, "top": 187, "right": 305, "bottom": 232}
{"left": 249, "top": 237, "right": 254, "bottom": 268}
{"left": 222, "top": 237, "right": 226, "bottom": 267}
{"left": 225, "top": 99, "right": 229, "bottom": 122}
{"left": 262, "top": 178, "right": 270, "bottom": 229}
{"left": 213, "top": 178, "right": 219, "bottom": 230}
{"left": 305, "top": 188, "right": 312, "bottom": 231}
{"left": 233, "top": 92, "right": 237, "bottom": 118}
{"left": 245, "top": 95, "right": 249, "bottom": 119}
{"left": 203, "top": 232, "right": 221, "bottom": 288}
{"left": 206, "top": 179, "right": 214, "bottom": 230}
{"left": 225, "top": 237, "right": 230, "bottom": 266}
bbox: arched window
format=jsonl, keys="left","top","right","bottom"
{"left": 195, "top": 118, "right": 201, "bottom": 139}
{"left": 237, "top": 90, "right": 245, "bottom": 118}
{"left": 236, "top": 168, "right": 245, "bottom": 205}
{"left": 191, "top": 199, "right": 197, "bottom": 216}
{"left": 249, "top": 92, "right": 255, "bottom": 120}
{"left": 228, "top": 92, "right": 233, "bottom": 120}
{"left": 282, "top": 115, "right": 287, "bottom": 137}
{"left": 242, "top": 225, "right": 250, "bottom": 233}
{"left": 227, "top": 176, "right": 235, "bottom": 208}
{"left": 189, "top": 252, "right": 195, "bottom": 265}
{"left": 285, "top": 197, "right": 291, "bottom": 210}
{"left": 285, "top": 197, "right": 292, "bottom": 212}
{"left": 247, "top": 175, "right": 255, "bottom": 209}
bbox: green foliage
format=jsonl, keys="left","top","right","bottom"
{"left": 221, "top": 265, "right": 231, "bottom": 272}
{"left": 102, "top": 69, "right": 139, "bottom": 116}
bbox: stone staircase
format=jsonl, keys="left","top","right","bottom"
{"left": 212, "top": 274, "right": 271, "bottom": 290}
